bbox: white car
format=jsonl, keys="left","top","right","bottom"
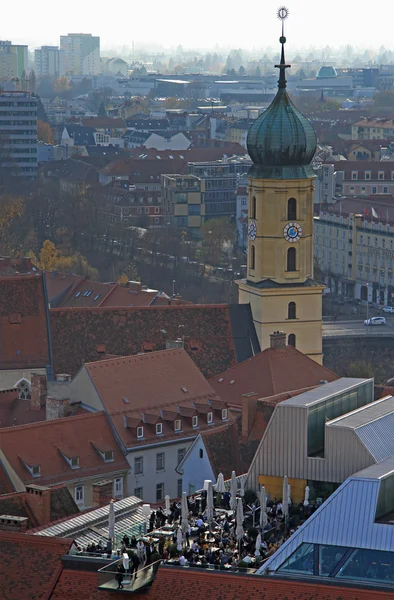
{"left": 364, "top": 316, "right": 387, "bottom": 326}
{"left": 382, "top": 306, "right": 394, "bottom": 314}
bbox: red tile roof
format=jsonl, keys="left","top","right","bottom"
{"left": 0, "top": 388, "right": 47, "bottom": 428}
{"left": 210, "top": 345, "right": 338, "bottom": 407}
{"left": 200, "top": 421, "right": 241, "bottom": 479}
{"left": 0, "top": 412, "right": 129, "bottom": 487}
{"left": 0, "top": 531, "right": 72, "bottom": 600}
{"left": 50, "top": 566, "right": 394, "bottom": 600}
{"left": 50, "top": 304, "right": 237, "bottom": 378}
{"left": 0, "top": 273, "right": 49, "bottom": 369}
{"left": 84, "top": 349, "right": 230, "bottom": 447}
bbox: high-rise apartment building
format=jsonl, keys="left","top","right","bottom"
{"left": 34, "top": 46, "right": 65, "bottom": 78}
{"left": 60, "top": 34, "right": 100, "bottom": 75}
{"left": 0, "top": 91, "right": 37, "bottom": 178}
{"left": 0, "top": 41, "right": 28, "bottom": 78}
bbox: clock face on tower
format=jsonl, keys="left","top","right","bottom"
{"left": 248, "top": 220, "right": 257, "bottom": 241}
{"left": 284, "top": 222, "right": 302, "bottom": 243}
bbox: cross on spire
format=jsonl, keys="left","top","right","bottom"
{"left": 275, "top": 7, "right": 291, "bottom": 89}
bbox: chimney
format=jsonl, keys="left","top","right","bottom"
{"left": 30, "top": 374, "right": 47, "bottom": 411}
{"left": 0, "top": 515, "right": 28, "bottom": 532}
{"left": 270, "top": 331, "right": 287, "bottom": 350}
{"left": 25, "top": 485, "right": 51, "bottom": 526}
{"left": 46, "top": 396, "right": 70, "bottom": 421}
{"left": 55, "top": 373, "right": 72, "bottom": 382}
{"left": 92, "top": 480, "right": 114, "bottom": 507}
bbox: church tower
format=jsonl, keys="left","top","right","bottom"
{"left": 237, "top": 9, "right": 324, "bottom": 363}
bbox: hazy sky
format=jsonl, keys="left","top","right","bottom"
{"left": 3, "top": 0, "right": 394, "bottom": 52}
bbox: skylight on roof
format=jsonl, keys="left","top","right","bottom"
{"left": 76, "top": 292, "right": 81, "bottom": 298}
{"left": 94, "top": 294, "right": 100, "bottom": 301}
{"left": 182, "top": 387, "right": 188, "bottom": 393}
{"left": 123, "top": 397, "right": 129, "bottom": 403}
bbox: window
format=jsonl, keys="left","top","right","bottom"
{"left": 71, "top": 456, "right": 79, "bottom": 469}
{"left": 156, "top": 452, "right": 165, "bottom": 471}
{"left": 207, "top": 412, "right": 213, "bottom": 424}
{"left": 156, "top": 422, "right": 163, "bottom": 435}
{"left": 134, "top": 487, "right": 143, "bottom": 499}
{"left": 144, "top": 207, "right": 150, "bottom": 214}
{"left": 192, "top": 415, "right": 198, "bottom": 428}
{"left": 384, "top": 186, "right": 388, "bottom": 193}
{"left": 174, "top": 419, "right": 181, "bottom": 431}
{"left": 137, "top": 426, "right": 144, "bottom": 439}
{"left": 337, "top": 548, "right": 394, "bottom": 583}
{"left": 351, "top": 171, "right": 358, "bottom": 180}
{"left": 278, "top": 543, "right": 314, "bottom": 575}
{"left": 177, "top": 478, "right": 183, "bottom": 498}
{"left": 16, "top": 379, "right": 31, "bottom": 400}
{"left": 199, "top": 448, "right": 204, "bottom": 459}
{"left": 250, "top": 245, "right": 255, "bottom": 270}
{"left": 378, "top": 171, "right": 385, "bottom": 180}
{"left": 222, "top": 408, "right": 228, "bottom": 420}
{"left": 156, "top": 483, "right": 164, "bottom": 502}
{"left": 134, "top": 456, "right": 143, "bottom": 475}
{"left": 103, "top": 450, "right": 114, "bottom": 462}
{"left": 114, "top": 477, "right": 123, "bottom": 497}
{"left": 288, "top": 333, "right": 296, "bottom": 348}
{"left": 251, "top": 196, "right": 256, "bottom": 219}
{"left": 75, "top": 485, "right": 84, "bottom": 503}
{"left": 365, "top": 171, "right": 371, "bottom": 180}
{"left": 287, "top": 247, "right": 296, "bottom": 272}
{"left": 178, "top": 448, "right": 186, "bottom": 464}
{"left": 288, "top": 301, "right": 296, "bottom": 320}
{"left": 31, "top": 465, "right": 40, "bottom": 477}
{"left": 372, "top": 186, "right": 377, "bottom": 194}
{"left": 287, "top": 197, "right": 297, "bottom": 220}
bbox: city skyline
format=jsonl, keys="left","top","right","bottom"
{"left": 4, "top": 0, "right": 394, "bottom": 53}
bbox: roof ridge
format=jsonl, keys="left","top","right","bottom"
{"left": 108, "top": 392, "right": 220, "bottom": 416}
{"left": 0, "top": 410, "right": 105, "bottom": 434}
{"left": 50, "top": 303, "right": 228, "bottom": 313}
{"left": 85, "top": 347, "right": 185, "bottom": 368}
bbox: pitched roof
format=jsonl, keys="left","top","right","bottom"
{"left": 0, "top": 412, "right": 129, "bottom": 486}
{"left": 0, "top": 531, "right": 72, "bottom": 600}
{"left": 80, "top": 117, "right": 125, "bottom": 129}
{"left": 52, "top": 566, "right": 394, "bottom": 600}
{"left": 200, "top": 421, "right": 241, "bottom": 479}
{"left": 210, "top": 345, "right": 338, "bottom": 407}
{"left": 0, "top": 388, "right": 46, "bottom": 428}
{"left": 0, "top": 256, "right": 38, "bottom": 276}
{"left": 0, "top": 272, "right": 50, "bottom": 370}
{"left": 50, "top": 304, "right": 242, "bottom": 378}
{"left": 64, "top": 124, "right": 96, "bottom": 146}
{"left": 0, "top": 486, "right": 79, "bottom": 527}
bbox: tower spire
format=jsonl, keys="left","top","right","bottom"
{"left": 275, "top": 7, "right": 291, "bottom": 89}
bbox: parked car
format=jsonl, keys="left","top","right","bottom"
{"left": 382, "top": 306, "right": 394, "bottom": 314}
{"left": 364, "top": 316, "right": 387, "bottom": 326}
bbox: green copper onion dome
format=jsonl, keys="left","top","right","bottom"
{"left": 247, "top": 33, "right": 317, "bottom": 178}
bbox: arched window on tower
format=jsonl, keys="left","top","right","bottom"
{"left": 288, "top": 334, "right": 296, "bottom": 348}
{"left": 288, "top": 302, "right": 296, "bottom": 320}
{"left": 252, "top": 196, "right": 257, "bottom": 219}
{"left": 16, "top": 379, "right": 31, "bottom": 400}
{"left": 250, "top": 245, "right": 256, "bottom": 270}
{"left": 287, "top": 197, "right": 297, "bottom": 220}
{"left": 287, "top": 247, "right": 296, "bottom": 272}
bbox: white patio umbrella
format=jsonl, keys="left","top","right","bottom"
{"left": 259, "top": 486, "right": 268, "bottom": 528}
{"left": 206, "top": 480, "right": 214, "bottom": 523}
{"left": 181, "top": 491, "right": 189, "bottom": 534}
{"left": 230, "top": 471, "right": 237, "bottom": 512}
{"left": 164, "top": 494, "right": 171, "bottom": 516}
{"left": 235, "top": 497, "right": 244, "bottom": 542}
{"left": 108, "top": 500, "right": 115, "bottom": 543}
{"left": 288, "top": 483, "right": 291, "bottom": 505}
{"left": 215, "top": 472, "right": 225, "bottom": 493}
{"left": 177, "top": 527, "right": 183, "bottom": 551}
{"left": 303, "top": 485, "right": 310, "bottom": 507}
{"left": 254, "top": 532, "right": 262, "bottom": 558}
{"left": 282, "top": 476, "right": 289, "bottom": 520}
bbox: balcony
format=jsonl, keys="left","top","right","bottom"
{"left": 98, "top": 559, "right": 161, "bottom": 593}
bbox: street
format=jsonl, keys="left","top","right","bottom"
{"left": 323, "top": 320, "right": 394, "bottom": 338}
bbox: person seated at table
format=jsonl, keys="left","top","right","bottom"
{"left": 129, "top": 535, "right": 137, "bottom": 548}
{"left": 179, "top": 553, "right": 187, "bottom": 566}
{"left": 122, "top": 534, "right": 130, "bottom": 547}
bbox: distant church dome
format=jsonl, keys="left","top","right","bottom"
{"left": 247, "top": 34, "right": 317, "bottom": 178}
{"left": 317, "top": 66, "right": 337, "bottom": 79}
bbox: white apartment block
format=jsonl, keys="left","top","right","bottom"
{"left": 60, "top": 34, "right": 100, "bottom": 76}
{"left": 35, "top": 46, "right": 65, "bottom": 78}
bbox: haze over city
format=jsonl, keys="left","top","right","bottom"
{"left": 5, "top": 0, "right": 394, "bottom": 50}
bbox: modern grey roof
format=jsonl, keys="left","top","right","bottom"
{"left": 328, "top": 396, "right": 394, "bottom": 463}
{"left": 65, "top": 124, "right": 96, "bottom": 146}
{"left": 280, "top": 378, "right": 369, "bottom": 408}
{"left": 34, "top": 496, "right": 148, "bottom": 545}
{"left": 258, "top": 457, "right": 394, "bottom": 574}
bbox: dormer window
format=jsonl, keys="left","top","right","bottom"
{"left": 192, "top": 415, "right": 198, "bottom": 428}
{"left": 222, "top": 408, "right": 228, "bottom": 420}
{"left": 70, "top": 456, "right": 79, "bottom": 469}
{"left": 103, "top": 450, "right": 114, "bottom": 462}
{"left": 207, "top": 412, "right": 213, "bottom": 424}
{"left": 32, "top": 465, "right": 40, "bottom": 477}
{"left": 137, "top": 426, "right": 144, "bottom": 439}
{"left": 174, "top": 419, "right": 181, "bottom": 431}
{"left": 156, "top": 423, "right": 163, "bottom": 435}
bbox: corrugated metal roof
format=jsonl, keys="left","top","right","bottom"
{"left": 35, "top": 496, "right": 143, "bottom": 540}
{"left": 280, "top": 378, "right": 369, "bottom": 408}
{"left": 356, "top": 412, "right": 394, "bottom": 463}
{"left": 259, "top": 470, "right": 394, "bottom": 573}
{"left": 352, "top": 454, "right": 394, "bottom": 480}
{"left": 328, "top": 395, "right": 394, "bottom": 429}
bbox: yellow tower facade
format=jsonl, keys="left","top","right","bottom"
{"left": 237, "top": 14, "right": 324, "bottom": 363}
